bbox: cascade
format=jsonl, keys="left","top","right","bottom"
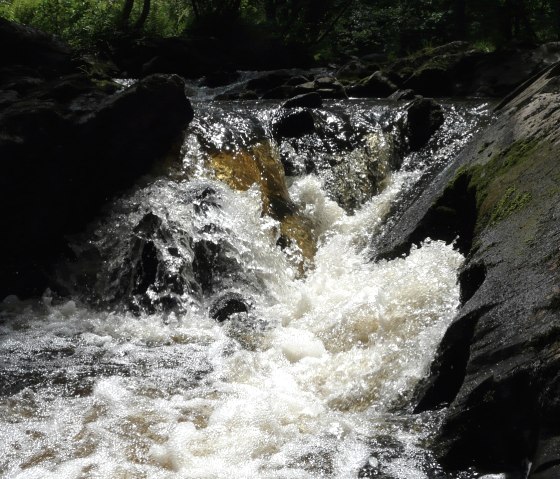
{"left": 0, "top": 98, "right": 491, "bottom": 479}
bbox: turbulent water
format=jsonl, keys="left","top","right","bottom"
{"left": 0, "top": 98, "right": 490, "bottom": 479}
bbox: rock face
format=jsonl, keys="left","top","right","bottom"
{"left": 0, "top": 20, "right": 194, "bottom": 299}
{"left": 374, "top": 63, "right": 560, "bottom": 477}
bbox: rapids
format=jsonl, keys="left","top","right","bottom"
{"left": 0, "top": 98, "right": 491, "bottom": 479}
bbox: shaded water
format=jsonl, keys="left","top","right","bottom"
{"left": 0, "top": 99, "right": 491, "bottom": 478}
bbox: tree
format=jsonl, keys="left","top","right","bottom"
{"left": 135, "top": 0, "right": 151, "bottom": 29}
{"left": 119, "top": 0, "right": 135, "bottom": 30}
{"left": 118, "top": 0, "right": 152, "bottom": 31}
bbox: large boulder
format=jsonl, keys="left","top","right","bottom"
{"left": 374, "top": 63, "right": 560, "bottom": 477}
{"left": 0, "top": 29, "right": 194, "bottom": 300}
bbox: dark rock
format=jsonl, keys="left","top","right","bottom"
{"left": 246, "top": 70, "right": 295, "bottom": 93}
{"left": 192, "top": 238, "right": 243, "bottom": 294}
{"left": 313, "top": 77, "right": 348, "bottom": 99}
{"left": 311, "top": 109, "right": 356, "bottom": 151}
{"left": 0, "top": 72, "right": 194, "bottom": 299}
{"left": 347, "top": 71, "right": 398, "bottom": 98}
{"left": 388, "top": 89, "right": 417, "bottom": 101}
{"left": 272, "top": 108, "right": 315, "bottom": 139}
{"left": 374, "top": 64, "right": 560, "bottom": 476}
{"left": 239, "top": 90, "right": 259, "bottom": 100}
{"left": 315, "top": 86, "right": 348, "bottom": 99}
{"left": 294, "top": 81, "right": 317, "bottom": 93}
{"left": 390, "top": 42, "right": 560, "bottom": 98}
{"left": 337, "top": 59, "right": 376, "bottom": 80}
{"left": 291, "top": 77, "right": 347, "bottom": 99}
{"left": 361, "top": 53, "right": 389, "bottom": 64}
{"left": 314, "top": 76, "right": 337, "bottom": 86}
{"left": 285, "top": 75, "right": 311, "bottom": 86}
{"left": 403, "top": 57, "right": 461, "bottom": 97}
{"left": 261, "top": 85, "right": 295, "bottom": 99}
{"left": 210, "top": 292, "right": 250, "bottom": 323}
{"left": 214, "top": 89, "right": 258, "bottom": 101}
{"left": 401, "top": 98, "right": 444, "bottom": 151}
{"left": 0, "top": 17, "right": 74, "bottom": 77}
{"left": 201, "top": 70, "right": 240, "bottom": 88}
{"left": 282, "top": 92, "right": 323, "bottom": 109}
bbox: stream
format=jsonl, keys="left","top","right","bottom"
{"left": 0, "top": 97, "right": 491, "bottom": 479}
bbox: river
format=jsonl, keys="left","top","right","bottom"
{"left": 0, "top": 97, "right": 491, "bottom": 478}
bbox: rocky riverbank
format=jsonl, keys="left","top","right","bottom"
{"left": 374, "top": 63, "right": 560, "bottom": 478}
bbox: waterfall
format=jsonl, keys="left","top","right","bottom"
{"left": 0, "top": 99, "right": 490, "bottom": 479}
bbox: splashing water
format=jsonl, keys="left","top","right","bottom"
{"left": 0, "top": 100, "right": 491, "bottom": 479}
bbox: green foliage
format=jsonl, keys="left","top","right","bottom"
{"left": 0, "top": 0, "right": 190, "bottom": 49}
{"left": 0, "top": 0, "right": 558, "bottom": 56}
{"left": 0, "top": 0, "right": 122, "bottom": 48}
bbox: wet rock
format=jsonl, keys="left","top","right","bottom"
{"left": 400, "top": 98, "right": 444, "bottom": 151}
{"left": 314, "top": 76, "right": 338, "bottom": 87}
{"left": 312, "top": 109, "right": 356, "bottom": 151}
{"left": 272, "top": 108, "right": 315, "bottom": 139}
{"left": 325, "top": 131, "right": 399, "bottom": 212}
{"left": 282, "top": 92, "right": 323, "bottom": 109}
{"left": 85, "top": 209, "right": 200, "bottom": 313}
{"left": 374, "top": 64, "right": 560, "bottom": 477}
{"left": 206, "top": 141, "right": 316, "bottom": 271}
{"left": 292, "top": 77, "right": 347, "bottom": 99}
{"left": 210, "top": 292, "right": 250, "bottom": 322}
{"left": 192, "top": 239, "right": 238, "bottom": 293}
{"left": 0, "top": 48, "right": 194, "bottom": 298}
{"left": 347, "top": 71, "right": 398, "bottom": 98}
{"left": 388, "top": 89, "right": 417, "bottom": 101}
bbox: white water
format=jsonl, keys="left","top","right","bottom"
{"left": 0, "top": 167, "right": 463, "bottom": 478}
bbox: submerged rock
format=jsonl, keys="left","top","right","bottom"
{"left": 400, "top": 98, "right": 444, "bottom": 151}
{"left": 374, "top": 63, "right": 560, "bottom": 477}
{"left": 210, "top": 292, "right": 250, "bottom": 323}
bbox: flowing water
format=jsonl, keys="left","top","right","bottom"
{"left": 0, "top": 97, "right": 491, "bottom": 479}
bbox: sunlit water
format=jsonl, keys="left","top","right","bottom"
{"left": 0, "top": 100, "right": 491, "bottom": 479}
